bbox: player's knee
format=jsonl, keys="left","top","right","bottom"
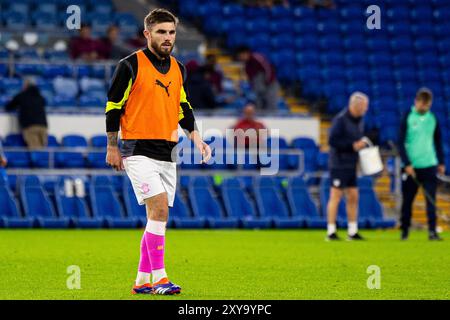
{"left": 151, "top": 206, "right": 168, "bottom": 220}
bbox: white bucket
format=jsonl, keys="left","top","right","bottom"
{"left": 358, "top": 137, "right": 383, "bottom": 176}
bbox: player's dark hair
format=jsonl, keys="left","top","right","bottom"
{"left": 144, "top": 8, "right": 178, "bottom": 30}
{"left": 415, "top": 87, "right": 433, "bottom": 102}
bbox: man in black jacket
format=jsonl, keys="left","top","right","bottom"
{"left": 326, "top": 92, "right": 369, "bottom": 241}
{"left": 5, "top": 78, "right": 48, "bottom": 149}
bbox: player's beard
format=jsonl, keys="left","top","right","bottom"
{"left": 151, "top": 39, "right": 173, "bottom": 58}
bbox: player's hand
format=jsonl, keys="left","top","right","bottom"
{"left": 106, "top": 145, "right": 124, "bottom": 171}
{"left": 0, "top": 157, "right": 7, "bottom": 167}
{"left": 353, "top": 139, "right": 367, "bottom": 151}
{"left": 405, "top": 165, "right": 416, "bottom": 178}
{"left": 189, "top": 131, "right": 212, "bottom": 164}
{"left": 196, "top": 140, "right": 212, "bottom": 164}
{"left": 438, "top": 165, "right": 446, "bottom": 175}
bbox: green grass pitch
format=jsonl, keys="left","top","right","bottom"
{"left": 0, "top": 229, "right": 449, "bottom": 300}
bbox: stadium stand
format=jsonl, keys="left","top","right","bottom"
{"left": 1, "top": 0, "right": 448, "bottom": 230}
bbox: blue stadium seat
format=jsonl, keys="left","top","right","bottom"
{"left": 358, "top": 180, "right": 396, "bottom": 229}
{"left": 90, "top": 176, "right": 138, "bottom": 228}
{"left": 293, "top": 5, "right": 316, "bottom": 20}
{"left": 20, "top": 176, "right": 70, "bottom": 228}
{"left": 270, "top": 5, "right": 292, "bottom": 19}
{"left": 33, "top": 11, "right": 58, "bottom": 30}
{"left": 390, "top": 36, "right": 414, "bottom": 52}
{"left": 52, "top": 95, "right": 76, "bottom": 107}
{"left": 293, "top": 19, "right": 317, "bottom": 34}
{"left": 44, "top": 65, "right": 72, "bottom": 79}
{"left": 55, "top": 135, "right": 88, "bottom": 168}
{"left": 54, "top": 177, "right": 102, "bottom": 228}
{"left": 53, "top": 77, "right": 78, "bottom": 97}
{"left": 90, "top": 135, "right": 107, "bottom": 148}
{"left": 170, "top": 193, "right": 206, "bottom": 228}
{"left": 62, "top": 135, "right": 88, "bottom": 147}
{"left": 188, "top": 176, "right": 239, "bottom": 228}
{"left": 253, "top": 177, "right": 301, "bottom": 228}
{"left": 197, "top": 1, "right": 221, "bottom": 17}
{"left": 115, "top": 13, "right": 139, "bottom": 36}
{"left": 48, "top": 135, "right": 59, "bottom": 147}
{"left": 222, "top": 3, "right": 244, "bottom": 17}
{"left": 122, "top": 179, "right": 146, "bottom": 227}
{"left": 1, "top": 78, "right": 23, "bottom": 96}
{"left": 221, "top": 178, "right": 271, "bottom": 229}
{"left": 3, "top": 151, "right": 31, "bottom": 168}
{"left": 86, "top": 151, "right": 108, "bottom": 169}
{"left": 0, "top": 178, "right": 33, "bottom": 228}
{"left": 4, "top": 133, "right": 26, "bottom": 147}
{"left": 7, "top": 3, "right": 29, "bottom": 15}
{"left": 79, "top": 93, "right": 105, "bottom": 107}
{"left": 55, "top": 151, "right": 86, "bottom": 168}
{"left": 30, "top": 151, "right": 50, "bottom": 168}
{"left": 44, "top": 50, "right": 70, "bottom": 61}
{"left": 245, "top": 18, "right": 269, "bottom": 33}
{"left": 90, "top": 13, "right": 112, "bottom": 33}
{"left": 91, "top": 0, "right": 113, "bottom": 15}
{"left": 291, "top": 137, "right": 318, "bottom": 173}
{"left": 36, "top": 3, "right": 58, "bottom": 15}
{"left": 316, "top": 152, "right": 329, "bottom": 171}
{"left": 3, "top": 11, "right": 27, "bottom": 30}
{"left": 286, "top": 176, "right": 326, "bottom": 228}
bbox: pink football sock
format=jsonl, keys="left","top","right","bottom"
{"left": 138, "top": 233, "right": 152, "bottom": 273}
{"left": 144, "top": 232, "right": 165, "bottom": 271}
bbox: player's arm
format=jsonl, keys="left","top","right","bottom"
{"left": 105, "top": 59, "right": 134, "bottom": 171}
{"left": 434, "top": 118, "right": 445, "bottom": 175}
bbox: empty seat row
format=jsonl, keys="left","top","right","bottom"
{"left": 0, "top": 174, "right": 396, "bottom": 229}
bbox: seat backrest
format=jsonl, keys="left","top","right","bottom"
{"left": 62, "top": 134, "right": 88, "bottom": 147}
{"left": 221, "top": 182, "right": 257, "bottom": 219}
{"left": 90, "top": 135, "right": 107, "bottom": 148}
{"left": 5, "top": 133, "right": 26, "bottom": 147}
{"left": 287, "top": 181, "right": 319, "bottom": 218}
{"left": 359, "top": 188, "right": 384, "bottom": 219}
{"left": 188, "top": 186, "right": 224, "bottom": 219}
{"left": 255, "top": 185, "right": 290, "bottom": 218}
{"left": 20, "top": 176, "right": 56, "bottom": 218}
{"left": 0, "top": 186, "right": 21, "bottom": 218}
{"left": 123, "top": 180, "right": 146, "bottom": 219}
{"left": 169, "top": 193, "right": 191, "bottom": 219}
{"left": 54, "top": 179, "right": 89, "bottom": 218}
{"left": 90, "top": 179, "right": 124, "bottom": 218}
{"left": 47, "top": 135, "right": 59, "bottom": 147}
{"left": 253, "top": 176, "right": 289, "bottom": 217}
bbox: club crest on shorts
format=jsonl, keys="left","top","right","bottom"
{"left": 141, "top": 183, "right": 150, "bottom": 194}
{"left": 333, "top": 179, "right": 341, "bottom": 187}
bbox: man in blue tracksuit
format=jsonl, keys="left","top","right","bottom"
{"left": 326, "top": 92, "right": 369, "bottom": 241}
{"left": 398, "top": 88, "right": 445, "bottom": 241}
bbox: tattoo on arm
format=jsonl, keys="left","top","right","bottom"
{"left": 107, "top": 132, "right": 119, "bottom": 146}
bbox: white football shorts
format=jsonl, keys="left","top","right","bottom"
{"left": 123, "top": 155, "right": 176, "bottom": 207}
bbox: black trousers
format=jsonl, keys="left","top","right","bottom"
{"left": 400, "top": 166, "right": 437, "bottom": 232}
